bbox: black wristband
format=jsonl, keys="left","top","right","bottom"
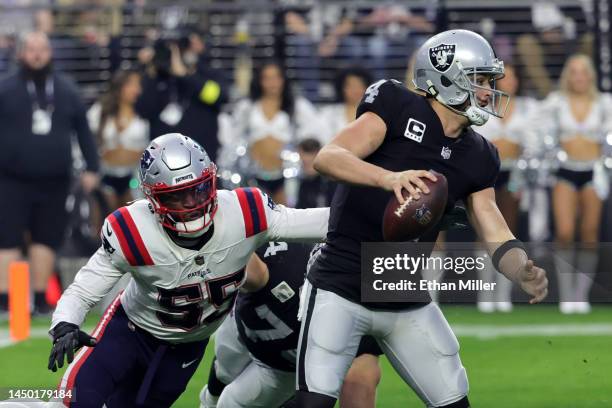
{"left": 492, "top": 239, "right": 526, "bottom": 271}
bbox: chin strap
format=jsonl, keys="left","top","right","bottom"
{"left": 425, "top": 79, "right": 489, "bottom": 126}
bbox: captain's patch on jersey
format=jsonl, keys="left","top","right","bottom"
{"left": 271, "top": 281, "right": 295, "bottom": 303}
{"left": 404, "top": 118, "right": 426, "bottom": 143}
{"left": 429, "top": 43, "right": 455, "bottom": 72}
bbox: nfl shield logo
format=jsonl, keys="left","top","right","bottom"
{"left": 441, "top": 146, "right": 452, "bottom": 160}
{"left": 429, "top": 43, "right": 456, "bottom": 72}
{"left": 413, "top": 204, "right": 433, "bottom": 226}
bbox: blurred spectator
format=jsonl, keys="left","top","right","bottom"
{"left": 317, "top": 4, "right": 433, "bottom": 79}
{"left": 320, "top": 66, "right": 372, "bottom": 143}
{"left": 88, "top": 69, "right": 148, "bottom": 211}
{"left": 540, "top": 54, "right": 612, "bottom": 314}
{"left": 0, "top": 31, "right": 99, "bottom": 315}
{"left": 295, "top": 138, "right": 335, "bottom": 209}
{"left": 136, "top": 29, "right": 227, "bottom": 162}
{"left": 227, "top": 60, "right": 323, "bottom": 204}
{"left": 476, "top": 64, "right": 540, "bottom": 313}
{"left": 33, "top": 9, "right": 80, "bottom": 72}
{"left": 284, "top": 3, "right": 433, "bottom": 98}
{"left": 516, "top": 2, "right": 592, "bottom": 99}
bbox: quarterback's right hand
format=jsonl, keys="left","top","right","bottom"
{"left": 379, "top": 170, "right": 438, "bottom": 204}
{"left": 48, "top": 322, "right": 97, "bottom": 372}
{"left": 517, "top": 260, "right": 549, "bottom": 304}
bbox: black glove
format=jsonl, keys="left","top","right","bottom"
{"left": 48, "top": 322, "right": 97, "bottom": 372}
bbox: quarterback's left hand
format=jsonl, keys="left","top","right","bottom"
{"left": 48, "top": 322, "right": 97, "bottom": 372}
{"left": 517, "top": 260, "right": 548, "bottom": 304}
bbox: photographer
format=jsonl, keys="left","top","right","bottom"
{"left": 136, "top": 30, "right": 227, "bottom": 161}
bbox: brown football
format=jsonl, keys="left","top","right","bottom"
{"left": 382, "top": 171, "right": 448, "bottom": 242}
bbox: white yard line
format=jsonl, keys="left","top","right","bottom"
{"left": 451, "top": 323, "right": 612, "bottom": 339}
{"left": 1, "top": 324, "right": 612, "bottom": 349}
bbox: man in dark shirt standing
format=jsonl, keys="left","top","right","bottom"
{"left": 0, "top": 31, "right": 100, "bottom": 315}
{"left": 136, "top": 30, "right": 227, "bottom": 162}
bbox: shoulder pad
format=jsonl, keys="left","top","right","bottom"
{"left": 102, "top": 206, "right": 155, "bottom": 266}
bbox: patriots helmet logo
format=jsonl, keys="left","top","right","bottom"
{"left": 140, "top": 149, "right": 154, "bottom": 178}
{"left": 429, "top": 43, "right": 456, "bottom": 73}
{"left": 413, "top": 204, "right": 433, "bottom": 226}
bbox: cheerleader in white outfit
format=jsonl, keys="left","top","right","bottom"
{"left": 540, "top": 54, "right": 612, "bottom": 314}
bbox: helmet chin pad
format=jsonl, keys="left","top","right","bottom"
{"left": 465, "top": 106, "right": 490, "bottom": 126}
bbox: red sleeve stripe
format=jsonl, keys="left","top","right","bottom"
{"left": 108, "top": 208, "right": 154, "bottom": 266}
{"left": 235, "top": 188, "right": 268, "bottom": 237}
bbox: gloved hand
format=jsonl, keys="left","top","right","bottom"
{"left": 48, "top": 322, "right": 97, "bottom": 372}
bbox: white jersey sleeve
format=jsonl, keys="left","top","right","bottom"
{"left": 51, "top": 219, "right": 127, "bottom": 329}
{"left": 265, "top": 203, "right": 329, "bottom": 242}
{"left": 233, "top": 187, "right": 329, "bottom": 243}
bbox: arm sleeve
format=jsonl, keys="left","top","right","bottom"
{"left": 72, "top": 91, "right": 100, "bottom": 172}
{"left": 477, "top": 140, "right": 501, "bottom": 191}
{"left": 356, "top": 79, "right": 403, "bottom": 133}
{"left": 51, "top": 247, "right": 125, "bottom": 329}
{"left": 259, "top": 189, "right": 329, "bottom": 242}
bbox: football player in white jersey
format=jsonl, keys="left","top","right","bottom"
{"left": 47, "top": 133, "right": 329, "bottom": 407}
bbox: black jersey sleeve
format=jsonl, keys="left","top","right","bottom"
{"left": 356, "top": 79, "right": 405, "bottom": 132}
{"left": 476, "top": 137, "right": 501, "bottom": 191}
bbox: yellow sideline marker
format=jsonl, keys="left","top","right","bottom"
{"left": 9, "top": 261, "right": 30, "bottom": 341}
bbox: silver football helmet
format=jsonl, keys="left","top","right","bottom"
{"left": 413, "top": 29, "right": 509, "bottom": 125}
{"left": 139, "top": 133, "right": 218, "bottom": 233}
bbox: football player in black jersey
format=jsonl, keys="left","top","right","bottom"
{"left": 199, "top": 242, "right": 383, "bottom": 408}
{"left": 296, "top": 30, "right": 549, "bottom": 408}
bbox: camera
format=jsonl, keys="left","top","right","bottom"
{"left": 152, "top": 32, "right": 191, "bottom": 76}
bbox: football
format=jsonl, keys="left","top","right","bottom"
{"left": 382, "top": 171, "right": 448, "bottom": 242}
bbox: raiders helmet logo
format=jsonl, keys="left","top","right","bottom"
{"left": 429, "top": 43, "right": 456, "bottom": 72}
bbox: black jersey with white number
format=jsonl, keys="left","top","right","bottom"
{"left": 235, "top": 242, "right": 311, "bottom": 371}
{"left": 308, "top": 79, "right": 500, "bottom": 310}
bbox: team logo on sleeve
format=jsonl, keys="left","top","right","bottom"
{"left": 429, "top": 44, "right": 455, "bottom": 72}
{"left": 102, "top": 236, "right": 115, "bottom": 255}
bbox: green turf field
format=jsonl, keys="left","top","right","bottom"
{"left": 1, "top": 305, "right": 611, "bottom": 407}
